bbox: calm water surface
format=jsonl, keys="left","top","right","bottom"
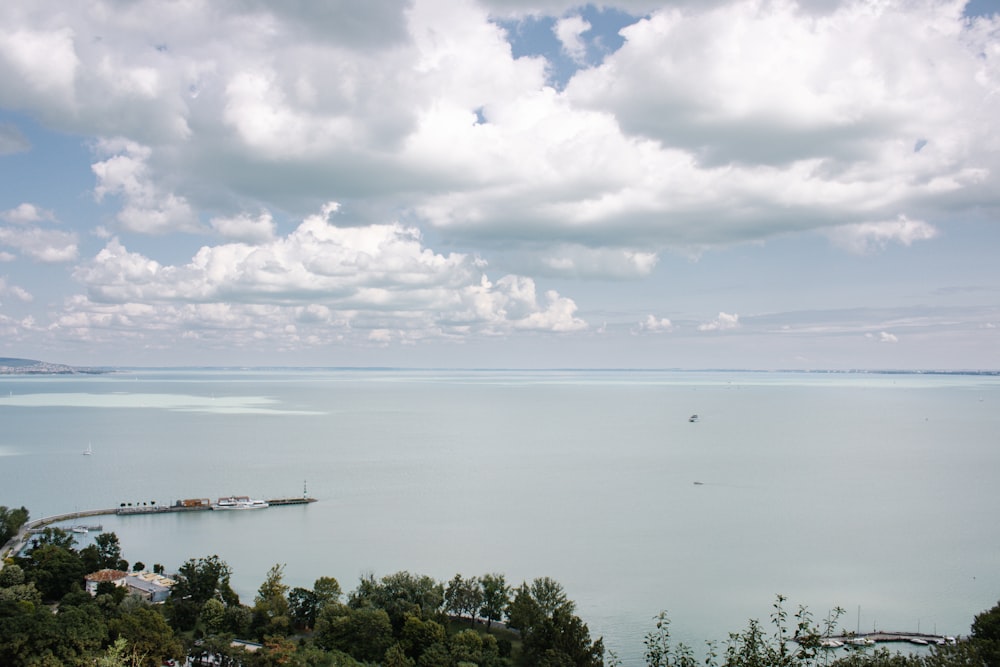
{"left": 1, "top": 369, "right": 998, "bottom": 663}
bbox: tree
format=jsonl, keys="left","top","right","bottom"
{"left": 0, "top": 563, "right": 26, "bottom": 587}
{"left": 224, "top": 603, "right": 254, "bottom": 636}
{"left": 52, "top": 604, "right": 107, "bottom": 664}
{"left": 349, "top": 571, "right": 444, "bottom": 631}
{"left": 314, "top": 575, "right": 343, "bottom": 607}
{"left": 200, "top": 597, "right": 227, "bottom": 635}
{"left": 27, "top": 526, "right": 76, "bottom": 552}
{"left": 172, "top": 554, "right": 239, "bottom": 606}
{"left": 969, "top": 599, "right": 1000, "bottom": 666}
{"left": 643, "top": 612, "right": 697, "bottom": 667}
{"left": 531, "top": 577, "right": 574, "bottom": 617}
{"left": 401, "top": 614, "right": 447, "bottom": 659}
{"left": 445, "top": 574, "right": 482, "bottom": 625}
{"left": 0, "top": 505, "right": 29, "bottom": 545}
{"left": 109, "top": 606, "right": 184, "bottom": 667}
{"left": 384, "top": 642, "right": 416, "bottom": 667}
{"left": 506, "top": 578, "right": 603, "bottom": 667}
{"left": 290, "top": 575, "right": 343, "bottom": 631}
{"left": 289, "top": 586, "right": 320, "bottom": 630}
{"left": 253, "top": 563, "right": 291, "bottom": 637}
{"left": 251, "top": 635, "right": 297, "bottom": 667}
{"left": 19, "top": 543, "right": 85, "bottom": 601}
{"left": 316, "top": 605, "right": 394, "bottom": 663}
{"left": 479, "top": 573, "right": 510, "bottom": 631}
{"left": 522, "top": 607, "right": 604, "bottom": 667}
{"left": 94, "top": 532, "right": 128, "bottom": 571}
{"left": 450, "top": 628, "right": 485, "bottom": 665}
{"left": 96, "top": 637, "right": 129, "bottom": 667}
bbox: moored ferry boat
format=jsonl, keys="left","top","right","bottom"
{"left": 213, "top": 496, "right": 269, "bottom": 510}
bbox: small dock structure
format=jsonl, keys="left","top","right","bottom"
{"left": 811, "top": 632, "right": 956, "bottom": 649}
{"left": 117, "top": 495, "right": 316, "bottom": 515}
{"left": 1, "top": 493, "right": 316, "bottom": 561}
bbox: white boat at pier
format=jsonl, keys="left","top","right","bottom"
{"left": 212, "top": 496, "right": 269, "bottom": 510}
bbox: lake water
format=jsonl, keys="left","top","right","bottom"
{"left": 1, "top": 369, "right": 998, "bottom": 663}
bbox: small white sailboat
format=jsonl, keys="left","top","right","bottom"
{"left": 83, "top": 442, "right": 93, "bottom": 456}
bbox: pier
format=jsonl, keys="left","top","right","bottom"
{"left": 0, "top": 495, "right": 316, "bottom": 562}
{"left": 812, "top": 631, "right": 956, "bottom": 648}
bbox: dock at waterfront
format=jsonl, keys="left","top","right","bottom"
{"left": 116, "top": 496, "right": 317, "bottom": 515}
{"left": 0, "top": 496, "right": 316, "bottom": 561}
{"left": 814, "top": 631, "right": 955, "bottom": 648}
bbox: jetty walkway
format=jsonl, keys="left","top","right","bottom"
{"left": 815, "top": 631, "right": 956, "bottom": 648}
{"left": 0, "top": 496, "right": 316, "bottom": 565}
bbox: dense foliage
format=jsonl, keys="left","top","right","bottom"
{"left": 0, "top": 505, "right": 30, "bottom": 546}
{"left": 1, "top": 504, "right": 998, "bottom": 666}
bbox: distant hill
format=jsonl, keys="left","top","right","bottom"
{"left": 0, "top": 358, "right": 110, "bottom": 375}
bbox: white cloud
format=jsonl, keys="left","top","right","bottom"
{"left": 1, "top": 203, "right": 55, "bottom": 224}
{"left": 0, "top": 25, "right": 79, "bottom": 109}
{"left": 0, "top": 0, "right": 997, "bottom": 366}
{"left": 91, "top": 138, "right": 200, "bottom": 234}
{"left": 209, "top": 211, "right": 277, "bottom": 244}
{"left": 533, "top": 246, "right": 658, "bottom": 278}
{"left": 67, "top": 204, "right": 586, "bottom": 347}
{"left": 635, "top": 314, "right": 674, "bottom": 334}
{"left": 0, "top": 0, "right": 993, "bottom": 267}
{"left": 825, "top": 215, "right": 939, "bottom": 254}
{"left": 0, "top": 277, "right": 33, "bottom": 302}
{"left": 698, "top": 312, "right": 739, "bottom": 331}
{"left": 554, "top": 15, "right": 591, "bottom": 64}
{"left": 867, "top": 330, "right": 899, "bottom": 344}
{"left": 0, "top": 208, "right": 74, "bottom": 267}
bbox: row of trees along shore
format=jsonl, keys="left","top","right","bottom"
{"left": 2, "top": 505, "right": 1000, "bottom": 666}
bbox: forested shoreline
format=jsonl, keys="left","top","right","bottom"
{"left": 2, "top": 505, "right": 999, "bottom": 666}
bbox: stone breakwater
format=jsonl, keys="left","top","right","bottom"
{"left": 0, "top": 497, "right": 316, "bottom": 563}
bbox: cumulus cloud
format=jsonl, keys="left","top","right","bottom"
{"left": 0, "top": 226, "right": 79, "bottom": 262}
{"left": 554, "top": 15, "right": 592, "bottom": 64}
{"left": 209, "top": 211, "right": 277, "bottom": 244}
{"left": 698, "top": 312, "right": 739, "bottom": 331}
{"left": 0, "top": 277, "right": 33, "bottom": 302}
{"left": 67, "top": 204, "right": 586, "bottom": 347}
{"left": 530, "top": 245, "right": 658, "bottom": 278}
{"left": 825, "top": 215, "right": 939, "bottom": 254}
{"left": 867, "top": 331, "right": 899, "bottom": 344}
{"left": 0, "top": 0, "right": 991, "bottom": 272}
{"left": 1, "top": 203, "right": 55, "bottom": 224}
{"left": 0, "top": 0, "right": 998, "bottom": 363}
{"left": 634, "top": 314, "right": 674, "bottom": 334}
{"left": 0, "top": 205, "right": 77, "bottom": 262}
{"left": 91, "top": 138, "right": 200, "bottom": 234}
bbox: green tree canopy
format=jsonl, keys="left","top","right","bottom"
{"left": 109, "top": 606, "right": 183, "bottom": 667}
{"left": 0, "top": 506, "right": 29, "bottom": 546}
{"left": 93, "top": 532, "right": 128, "bottom": 571}
{"left": 316, "top": 605, "right": 394, "bottom": 663}
{"left": 253, "top": 563, "right": 291, "bottom": 637}
{"left": 479, "top": 573, "right": 511, "bottom": 631}
{"left": 445, "top": 574, "right": 482, "bottom": 625}
{"left": 349, "top": 571, "right": 444, "bottom": 631}
{"left": 172, "top": 554, "right": 239, "bottom": 607}
{"left": 18, "top": 543, "right": 85, "bottom": 601}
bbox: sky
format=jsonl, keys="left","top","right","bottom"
{"left": 0, "top": 0, "right": 998, "bottom": 370}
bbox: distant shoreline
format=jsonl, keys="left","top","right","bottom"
{"left": 2, "top": 359, "right": 997, "bottom": 376}
{"left": 0, "top": 358, "right": 111, "bottom": 376}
